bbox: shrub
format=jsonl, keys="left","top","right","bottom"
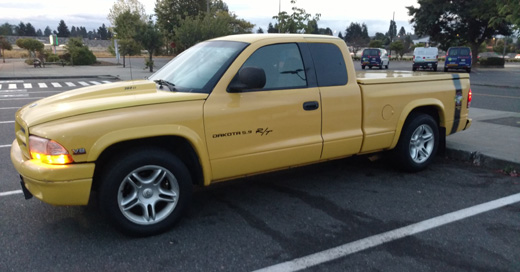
{"left": 479, "top": 57, "right": 505, "bottom": 66}
{"left": 71, "top": 47, "right": 96, "bottom": 65}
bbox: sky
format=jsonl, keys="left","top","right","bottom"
{"left": 0, "top": 0, "right": 418, "bottom": 36}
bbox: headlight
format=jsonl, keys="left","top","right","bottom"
{"left": 29, "top": 136, "right": 74, "bottom": 165}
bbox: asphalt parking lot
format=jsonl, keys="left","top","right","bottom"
{"left": 0, "top": 59, "right": 519, "bottom": 271}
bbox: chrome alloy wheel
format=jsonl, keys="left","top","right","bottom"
{"left": 408, "top": 124, "right": 435, "bottom": 164}
{"left": 117, "top": 165, "right": 179, "bottom": 225}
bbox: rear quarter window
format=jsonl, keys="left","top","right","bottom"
{"left": 308, "top": 43, "right": 348, "bottom": 87}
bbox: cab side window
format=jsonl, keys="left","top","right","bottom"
{"left": 237, "top": 43, "right": 307, "bottom": 90}
{"left": 307, "top": 43, "right": 348, "bottom": 86}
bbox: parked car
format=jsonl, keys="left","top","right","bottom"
{"left": 515, "top": 54, "right": 520, "bottom": 59}
{"left": 361, "top": 48, "right": 389, "bottom": 69}
{"left": 444, "top": 47, "right": 472, "bottom": 73}
{"left": 413, "top": 47, "right": 438, "bottom": 71}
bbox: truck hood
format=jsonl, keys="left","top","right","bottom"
{"left": 17, "top": 80, "right": 209, "bottom": 126}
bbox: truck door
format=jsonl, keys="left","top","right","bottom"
{"left": 204, "top": 43, "right": 322, "bottom": 180}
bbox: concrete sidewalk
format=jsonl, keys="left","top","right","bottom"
{"left": 446, "top": 108, "right": 520, "bottom": 172}
{"left": 1, "top": 59, "right": 519, "bottom": 172}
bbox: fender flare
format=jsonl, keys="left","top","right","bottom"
{"left": 88, "top": 124, "right": 213, "bottom": 185}
{"left": 389, "top": 99, "right": 446, "bottom": 149}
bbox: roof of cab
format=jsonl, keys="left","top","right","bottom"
{"left": 210, "top": 33, "right": 340, "bottom": 44}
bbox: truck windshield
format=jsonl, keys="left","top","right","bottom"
{"left": 149, "top": 40, "right": 248, "bottom": 93}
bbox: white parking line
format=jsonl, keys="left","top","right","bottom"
{"left": 8, "top": 84, "right": 17, "bottom": 89}
{"left": 65, "top": 82, "right": 76, "bottom": 87}
{"left": 0, "top": 144, "right": 12, "bottom": 148}
{"left": 51, "top": 82, "right": 62, "bottom": 88}
{"left": 38, "top": 83, "right": 48, "bottom": 88}
{"left": 23, "top": 83, "right": 33, "bottom": 89}
{"left": 78, "top": 81, "right": 89, "bottom": 86}
{"left": 0, "top": 190, "right": 22, "bottom": 197}
{"left": 89, "top": 81, "right": 101, "bottom": 85}
{"left": 0, "top": 121, "right": 15, "bottom": 124}
{"left": 253, "top": 192, "right": 520, "bottom": 272}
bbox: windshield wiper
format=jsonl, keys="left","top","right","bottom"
{"left": 154, "top": 79, "right": 177, "bottom": 92}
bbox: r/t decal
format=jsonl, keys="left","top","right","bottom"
{"left": 256, "top": 127, "right": 273, "bottom": 136}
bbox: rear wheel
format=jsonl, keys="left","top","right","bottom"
{"left": 369, "top": 65, "right": 372, "bottom": 69}
{"left": 361, "top": 65, "right": 365, "bottom": 69}
{"left": 98, "top": 148, "right": 192, "bottom": 236}
{"left": 444, "top": 67, "right": 448, "bottom": 72}
{"left": 467, "top": 68, "right": 471, "bottom": 73}
{"left": 394, "top": 113, "right": 439, "bottom": 172}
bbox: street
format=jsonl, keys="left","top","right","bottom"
{"left": 0, "top": 64, "right": 519, "bottom": 271}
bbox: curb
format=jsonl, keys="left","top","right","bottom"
{"left": 445, "top": 147, "right": 520, "bottom": 171}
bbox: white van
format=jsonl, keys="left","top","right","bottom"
{"left": 413, "top": 47, "right": 439, "bottom": 71}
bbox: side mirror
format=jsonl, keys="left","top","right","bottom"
{"left": 228, "top": 67, "right": 266, "bottom": 92}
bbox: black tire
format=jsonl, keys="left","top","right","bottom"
{"left": 98, "top": 148, "right": 192, "bottom": 236}
{"left": 467, "top": 68, "right": 471, "bottom": 73}
{"left": 379, "top": 64, "right": 383, "bottom": 70}
{"left": 385, "top": 63, "right": 389, "bottom": 69}
{"left": 393, "top": 113, "right": 439, "bottom": 172}
{"left": 369, "top": 66, "right": 372, "bottom": 69}
{"left": 444, "top": 67, "right": 448, "bottom": 72}
{"left": 362, "top": 65, "right": 365, "bottom": 69}
{"left": 412, "top": 67, "right": 417, "bottom": 71}
{"left": 433, "top": 65, "right": 437, "bottom": 72}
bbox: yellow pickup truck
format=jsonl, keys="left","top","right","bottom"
{"left": 10, "top": 34, "right": 472, "bottom": 236}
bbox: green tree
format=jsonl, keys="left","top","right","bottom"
{"left": 57, "top": 20, "right": 70, "bottom": 37}
{"left": 407, "top": 0, "right": 512, "bottom": 61}
{"left": 113, "top": 10, "right": 145, "bottom": 67}
{"left": 136, "top": 18, "right": 162, "bottom": 72}
{"left": 369, "top": 40, "right": 383, "bottom": 48}
{"left": 44, "top": 26, "right": 52, "bottom": 36}
{"left": 108, "top": 0, "right": 147, "bottom": 25}
{"left": 36, "top": 29, "right": 43, "bottom": 36}
{"left": 155, "top": 0, "right": 207, "bottom": 44}
{"left": 390, "top": 40, "right": 405, "bottom": 59}
{"left": 98, "top": 24, "right": 109, "bottom": 40}
{"left": 174, "top": 11, "right": 253, "bottom": 52}
{"left": 0, "top": 36, "right": 13, "bottom": 63}
{"left": 398, "top": 26, "right": 406, "bottom": 37}
{"left": 267, "top": 22, "right": 278, "bottom": 33}
{"left": 0, "top": 23, "right": 14, "bottom": 36}
{"left": 25, "top": 23, "right": 37, "bottom": 36}
{"left": 15, "top": 38, "right": 44, "bottom": 58}
{"left": 386, "top": 20, "right": 397, "bottom": 56}
{"left": 16, "top": 22, "right": 26, "bottom": 36}
{"left": 272, "top": 0, "right": 321, "bottom": 33}
{"left": 344, "top": 22, "right": 370, "bottom": 56}
{"left": 493, "top": 0, "right": 520, "bottom": 31}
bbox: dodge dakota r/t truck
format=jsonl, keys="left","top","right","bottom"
{"left": 11, "top": 34, "right": 472, "bottom": 236}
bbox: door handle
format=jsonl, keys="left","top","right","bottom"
{"left": 303, "top": 101, "right": 319, "bottom": 111}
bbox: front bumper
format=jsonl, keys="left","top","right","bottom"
{"left": 10, "top": 140, "right": 94, "bottom": 205}
{"left": 413, "top": 62, "right": 437, "bottom": 68}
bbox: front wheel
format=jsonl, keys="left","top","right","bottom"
{"left": 393, "top": 113, "right": 439, "bottom": 172}
{"left": 98, "top": 148, "right": 192, "bottom": 236}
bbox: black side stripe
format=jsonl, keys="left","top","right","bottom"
{"left": 451, "top": 74, "right": 463, "bottom": 134}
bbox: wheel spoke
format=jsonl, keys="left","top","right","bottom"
{"left": 418, "top": 146, "right": 429, "bottom": 159}
{"left": 158, "top": 187, "right": 178, "bottom": 202}
{"left": 143, "top": 204, "right": 157, "bottom": 222}
{"left": 120, "top": 191, "right": 140, "bottom": 211}
{"left": 151, "top": 169, "right": 167, "bottom": 186}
